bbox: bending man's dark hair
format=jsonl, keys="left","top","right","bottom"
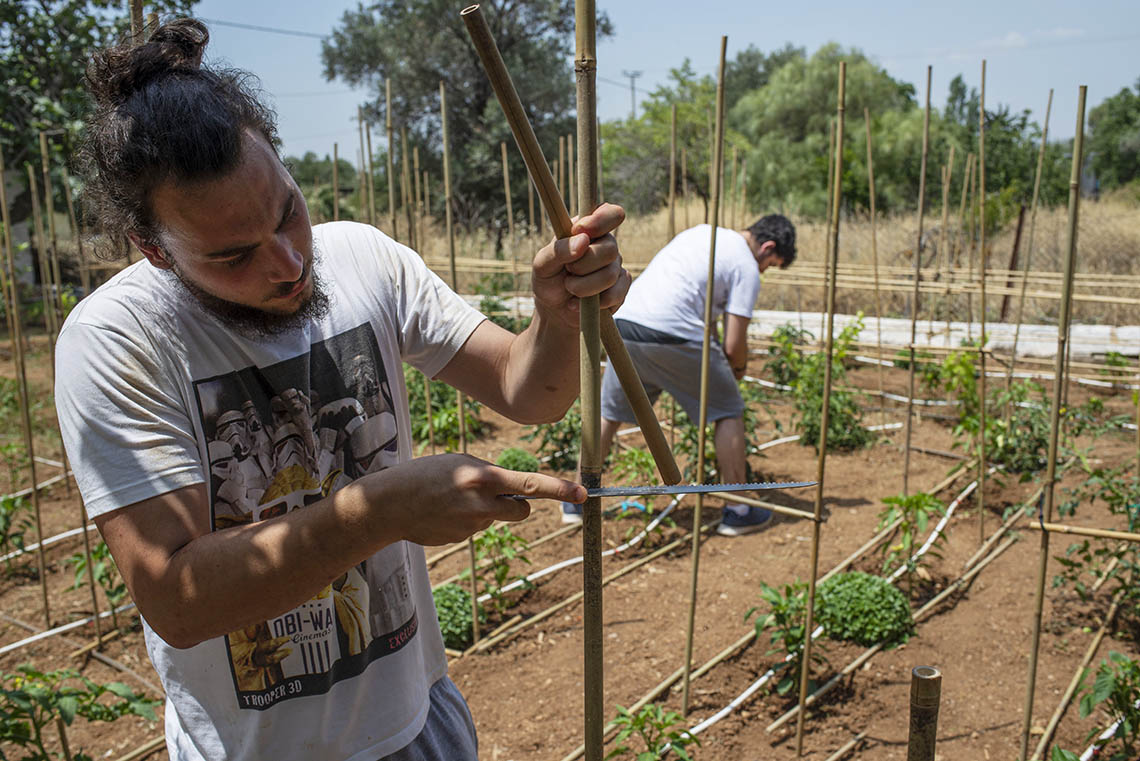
{"left": 79, "top": 18, "right": 279, "bottom": 259}
{"left": 747, "top": 214, "right": 797, "bottom": 268}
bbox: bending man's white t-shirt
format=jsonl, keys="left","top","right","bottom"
{"left": 617, "top": 224, "right": 760, "bottom": 343}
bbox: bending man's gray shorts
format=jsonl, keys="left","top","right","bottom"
{"left": 601, "top": 338, "right": 744, "bottom": 424}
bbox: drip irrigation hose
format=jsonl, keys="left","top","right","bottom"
{"left": 0, "top": 603, "right": 137, "bottom": 657}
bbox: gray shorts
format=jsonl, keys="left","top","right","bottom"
{"left": 381, "top": 675, "right": 478, "bottom": 761}
{"left": 601, "top": 338, "right": 744, "bottom": 424}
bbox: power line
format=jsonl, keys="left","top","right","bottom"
{"left": 195, "top": 17, "right": 327, "bottom": 40}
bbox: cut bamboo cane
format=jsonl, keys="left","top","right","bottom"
{"left": 412, "top": 146, "right": 422, "bottom": 242}
{"left": 977, "top": 61, "right": 989, "bottom": 546}
{"left": 668, "top": 104, "right": 677, "bottom": 240}
{"left": 795, "top": 60, "right": 844, "bottom": 757}
{"left": 568, "top": 132, "right": 577, "bottom": 219}
{"left": 422, "top": 170, "right": 430, "bottom": 249}
{"left": 938, "top": 146, "right": 955, "bottom": 323}
{"left": 680, "top": 35, "right": 727, "bottom": 720}
{"left": 558, "top": 136, "right": 565, "bottom": 209}
{"left": 112, "top": 735, "right": 165, "bottom": 761}
{"left": 38, "top": 133, "right": 64, "bottom": 328}
{"left": 2, "top": 151, "right": 50, "bottom": 630}
{"left": 400, "top": 127, "right": 415, "bottom": 249}
{"left": 130, "top": 0, "right": 144, "bottom": 46}
{"left": 1000, "top": 205, "right": 1026, "bottom": 323}
{"left": 527, "top": 177, "right": 535, "bottom": 234}
{"left": 501, "top": 142, "right": 515, "bottom": 239}
{"left": 357, "top": 108, "right": 370, "bottom": 225}
{"left": 902, "top": 66, "right": 932, "bottom": 496}
{"left": 820, "top": 119, "right": 836, "bottom": 345}
{"left": 385, "top": 79, "right": 397, "bottom": 238}
{"left": 460, "top": 4, "right": 681, "bottom": 486}
{"left": 864, "top": 108, "right": 886, "bottom": 429}
{"left": 682, "top": 147, "right": 690, "bottom": 229}
{"left": 1029, "top": 522, "right": 1140, "bottom": 544}
{"left": 1020, "top": 84, "right": 1085, "bottom": 761}
{"left": 27, "top": 166, "right": 58, "bottom": 348}
{"left": 331, "top": 143, "right": 339, "bottom": 222}
{"left": 574, "top": 4, "right": 604, "bottom": 757}
{"left": 824, "top": 734, "right": 866, "bottom": 761}
{"left": 907, "top": 666, "right": 942, "bottom": 761}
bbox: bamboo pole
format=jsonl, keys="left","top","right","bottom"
{"left": 527, "top": 177, "right": 535, "bottom": 235}
{"left": 978, "top": 60, "right": 988, "bottom": 545}
{"left": 902, "top": 67, "right": 932, "bottom": 495}
{"left": 682, "top": 147, "right": 690, "bottom": 230}
{"left": 38, "top": 133, "right": 64, "bottom": 326}
{"left": 729, "top": 145, "right": 738, "bottom": 229}
{"left": 1008, "top": 91, "right": 1053, "bottom": 384}
{"left": 596, "top": 117, "right": 604, "bottom": 203}
{"left": 129, "top": 0, "right": 144, "bottom": 47}
{"left": 367, "top": 119, "right": 378, "bottom": 226}
{"left": 60, "top": 166, "right": 89, "bottom": 297}
{"left": 568, "top": 133, "right": 577, "bottom": 219}
{"left": 907, "top": 666, "right": 942, "bottom": 761}
{"left": 572, "top": 3, "right": 604, "bottom": 757}
{"left": 385, "top": 79, "right": 398, "bottom": 238}
{"left": 356, "top": 107, "right": 369, "bottom": 225}
{"left": 412, "top": 146, "right": 422, "bottom": 245}
{"left": 422, "top": 169, "right": 430, "bottom": 246}
{"left": 1000, "top": 205, "right": 1026, "bottom": 324}
{"left": 1029, "top": 522, "right": 1140, "bottom": 544}
{"left": 501, "top": 142, "right": 515, "bottom": 238}
{"left": 965, "top": 155, "right": 978, "bottom": 340}
{"left": 820, "top": 119, "right": 836, "bottom": 344}
{"left": 331, "top": 143, "right": 339, "bottom": 222}
{"left": 460, "top": 5, "right": 681, "bottom": 486}
{"left": 938, "top": 147, "right": 956, "bottom": 323}
{"left": 681, "top": 36, "right": 727, "bottom": 718}
{"left": 400, "top": 127, "right": 415, "bottom": 249}
{"left": 558, "top": 136, "right": 565, "bottom": 208}
{"left": 2, "top": 151, "right": 50, "bottom": 630}
{"left": 795, "top": 61, "right": 845, "bottom": 757}
{"left": 864, "top": 108, "right": 886, "bottom": 429}
{"left": 1019, "top": 84, "right": 1085, "bottom": 761}
{"left": 668, "top": 104, "right": 677, "bottom": 240}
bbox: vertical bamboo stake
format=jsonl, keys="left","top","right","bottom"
{"left": 356, "top": 108, "right": 368, "bottom": 224}
{"left": 385, "top": 79, "right": 398, "bottom": 238}
{"left": 2, "top": 150, "right": 50, "bottom": 630}
{"left": 130, "top": 0, "right": 144, "bottom": 47}
{"left": 568, "top": 134, "right": 577, "bottom": 218}
{"left": 795, "top": 60, "right": 845, "bottom": 757}
{"left": 902, "top": 66, "right": 932, "bottom": 497}
{"left": 558, "top": 136, "right": 565, "bottom": 208}
{"left": 937, "top": 147, "right": 956, "bottom": 324}
{"left": 27, "top": 166, "right": 58, "bottom": 358}
{"left": 422, "top": 170, "right": 430, "bottom": 248}
{"left": 401, "top": 127, "right": 415, "bottom": 249}
{"left": 573, "top": 3, "right": 604, "bottom": 758}
{"left": 38, "top": 133, "right": 64, "bottom": 324}
{"left": 738, "top": 160, "right": 748, "bottom": 224}
{"left": 681, "top": 35, "right": 727, "bottom": 718}
{"left": 413, "top": 147, "right": 423, "bottom": 246}
{"left": 966, "top": 157, "right": 978, "bottom": 341}
{"left": 527, "top": 178, "right": 535, "bottom": 235}
{"left": 1008, "top": 91, "right": 1053, "bottom": 389}
{"left": 367, "top": 120, "right": 378, "bottom": 226}
{"left": 729, "top": 145, "right": 738, "bottom": 229}
{"left": 60, "top": 166, "right": 89, "bottom": 297}
{"left": 1020, "top": 84, "right": 1085, "bottom": 761}
{"left": 955, "top": 152, "right": 975, "bottom": 342}
{"left": 820, "top": 120, "right": 836, "bottom": 344}
{"left": 331, "top": 144, "right": 340, "bottom": 222}
{"left": 978, "top": 60, "right": 988, "bottom": 545}
{"left": 907, "top": 666, "right": 943, "bottom": 761}
{"left": 668, "top": 104, "right": 677, "bottom": 240}
{"left": 501, "top": 142, "right": 515, "bottom": 238}
{"left": 682, "top": 148, "right": 689, "bottom": 229}
{"left": 596, "top": 117, "right": 604, "bottom": 203}
{"left": 864, "top": 108, "right": 886, "bottom": 429}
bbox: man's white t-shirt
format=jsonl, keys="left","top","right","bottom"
{"left": 617, "top": 224, "right": 760, "bottom": 342}
{"left": 54, "top": 222, "right": 485, "bottom": 761}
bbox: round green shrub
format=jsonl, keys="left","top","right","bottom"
{"left": 432, "top": 583, "right": 484, "bottom": 650}
{"left": 496, "top": 447, "right": 540, "bottom": 473}
{"left": 817, "top": 572, "right": 913, "bottom": 647}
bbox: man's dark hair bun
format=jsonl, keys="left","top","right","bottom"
{"left": 86, "top": 18, "right": 209, "bottom": 106}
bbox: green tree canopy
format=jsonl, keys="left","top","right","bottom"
{"left": 321, "top": 0, "right": 612, "bottom": 230}
{"left": 1088, "top": 78, "right": 1140, "bottom": 191}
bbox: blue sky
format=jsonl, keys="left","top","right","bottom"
{"left": 190, "top": 0, "right": 1140, "bottom": 161}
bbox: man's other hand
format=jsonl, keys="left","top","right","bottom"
{"left": 531, "top": 202, "right": 630, "bottom": 328}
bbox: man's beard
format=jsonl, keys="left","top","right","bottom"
{"left": 168, "top": 247, "right": 332, "bottom": 338}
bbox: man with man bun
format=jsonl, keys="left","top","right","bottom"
{"left": 57, "top": 18, "right": 630, "bottom": 761}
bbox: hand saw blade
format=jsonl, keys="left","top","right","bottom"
{"left": 584, "top": 481, "right": 815, "bottom": 499}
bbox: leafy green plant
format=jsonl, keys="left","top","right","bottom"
{"left": 523, "top": 400, "right": 580, "bottom": 472}
{"left": 0, "top": 665, "right": 160, "bottom": 761}
{"left": 479, "top": 295, "right": 531, "bottom": 334}
{"left": 0, "top": 439, "right": 29, "bottom": 491}
{"left": 66, "top": 541, "right": 128, "bottom": 629}
{"left": 468, "top": 525, "right": 532, "bottom": 613}
{"left": 495, "top": 447, "right": 540, "bottom": 473}
{"left": 0, "top": 495, "right": 33, "bottom": 575}
{"left": 745, "top": 580, "right": 829, "bottom": 696}
{"left": 817, "top": 572, "right": 913, "bottom": 646}
{"left": 403, "top": 364, "right": 483, "bottom": 451}
{"left": 606, "top": 703, "right": 699, "bottom": 761}
{"left": 877, "top": 492, "right": 946, "bottom": 598}
{"left": 792, "top": 316, "right": 872, "bottom": 452}
{"left": 1077, "top": 651, "right": 1140, "bottom": 761}
{"left": 612, "top": 448, "right": 674, "bottom": 546}
{"left": 986, "top": 381, "right": 1051, "bottom": 476}
{"left": 764, "top": 324, "right": 812, "bottom": 386}
{"left": 1050, "top": 748, "right": 1080, "bottom": 761}
{"left": 432, "top": 583, "right": 485, "bottom": 650}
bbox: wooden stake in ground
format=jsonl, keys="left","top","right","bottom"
{"left": 385, "top": 79, "right": 398, "bottom": 238}
{"left": 413, "top": 146, "right": 423, "bottom": 245}
{"left": 907, "top": 666, "right": 943, "bottom": 761}
{"left": 977, "top": 59, "right": 988, "bottom": 545}
{"left": 820, "top": 119, "right": 836, "bottom": 344}
{"left": 38, "top": 133, "right": 65, "bottom": 325}
{"left": 332, "top": 143, "right": 340, "bottom": 221}
{"left": 1007, "top": 90, "right": 1053, "bottom": 391}
{"left": 864, "top": 108, "right": 887, "bottom": 429}
{"left": 574, "top": 4, "right": 604, "bottom": 756}
{"left": 130, "top": 0, "right": 144, "bottom": 47}
{"left": 460, "top": 4, "right": 681, "bottom": 487}
{"left": 357, "top": 107, "right": 369, "bottom": 225}
{"left": 1, "top": 149, "right": 50, "bottom": 630}
{"left": 367, "top": 119, "right": 379, "bottom": 226}
{"left": 681, "top": 35, "right": 728, "bottom": 719}
{"left": 558, "top": 136, "right": 565, "bottom": 208}
{"left": 955, "top": 152, "right": 975, "bottom": 339}
{"left": 902, "top": 66, "right": 932, "bottom": 497}
{"left": 400, "top": 127, "right": 415, "bottom": 249}
{"left": 568, "top": 133, "right": 577, "bottom": 219}
{"left": 937, "top": 146, "right": 956, "bottom": 323}
{"left": 795, "top": 60, "right": 845, "bottom": 757}
{"left": 682, "top": 147, "right": 690, "bottom": 229}
{"left": 501, "top": 142, "right": 515, "bottom": 238}
{"left": 668, "top": 104, "right": 677, "bottom": 240}
{"left": 1019, "top": 84, "right": 1086, "bottom": 761}
{"left": 527, "top": 177, "right": 535, "bottom": 235}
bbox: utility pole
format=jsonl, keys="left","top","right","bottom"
{"left": 622, "top": 69, "right": 643, "bottom": 120}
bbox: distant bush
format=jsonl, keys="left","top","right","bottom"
{"left": 432, "top": 583, "right": 483, "bottom": 650}
{"left": 496, "top": 447, "right": 540, "bottom": 473}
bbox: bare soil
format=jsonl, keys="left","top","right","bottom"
{"left": 2, "top": 342, "right": 1137, "bottom": 761}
